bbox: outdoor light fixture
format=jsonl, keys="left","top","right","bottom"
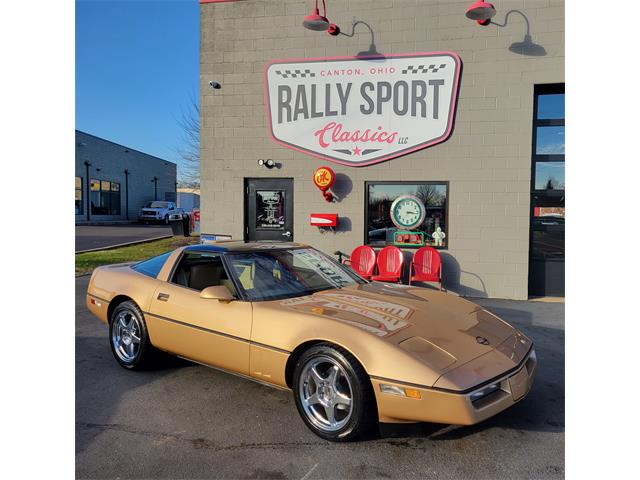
{"left": 492, "top": 10, "right": 547, "bottom": 56}
{"left": 303, "top": 0, "right": 340, "bottom": 35}
{"left": 465, "top": 1, "right": 496, "bottom": 26}
{"left": 258, "top": 158, "right": 275, "bottom": 169}
{"left": 303, "top": 0, "right": 330, "bottom": 31}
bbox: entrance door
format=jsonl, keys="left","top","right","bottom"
{"left": 245, "top": 178, "right": 294, "bottom": 242}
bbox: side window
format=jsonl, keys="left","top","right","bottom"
{"left": 171, "top": 252, "right": 236, "bottom": 294}
{"left": 132, "top": 251, "right": 172, "bottom": 278}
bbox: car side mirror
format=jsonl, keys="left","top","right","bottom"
{"left": 200, "top": 285, "right": 235, "bottom": 303}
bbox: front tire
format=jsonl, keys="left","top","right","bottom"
{"left": 292, "top": 343, "right": 377, "bottom": 442}
{"left": 163, "top": 215, "right": 169, "bottom": 225}
{"left": 109, "top": 300, "right": 156, "bottom": 370}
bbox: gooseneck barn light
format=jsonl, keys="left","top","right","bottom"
{"left": 465, "top": 1, "right": 497, "bottom": 26}
{"left": 303, "top": 0, "right": 330, "bottom": 31}
{"left": 303, "top": 0, "right": 340, "bottom": 35}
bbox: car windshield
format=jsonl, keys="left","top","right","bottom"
{"left": 225, "top": 247, "right": 364, "bottom": 301}
{"left": 146, "top": 201, "right": 169, "bottom": 208}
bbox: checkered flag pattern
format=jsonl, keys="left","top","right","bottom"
{"left": 274, "top": 69, "right": 316, "bottom": 79}
{"left": 401, "top": 64, "right": 447, "bottom": 74}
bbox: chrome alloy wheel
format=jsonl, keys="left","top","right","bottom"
{"left": 111, "top": 309, "right": 142, "bottom": 363}
{"left": 298, "top": 355, "right": 354, "bottom": 432}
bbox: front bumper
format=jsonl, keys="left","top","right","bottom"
{"left": 372, "top": 349, "right": 537, "bottom": 425}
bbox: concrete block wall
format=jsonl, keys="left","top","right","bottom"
{"left": 75, "top": 131, "right": 177, "bottom": 222}
{"left": 200, "top": 0, "right": 564, "bottom": 299}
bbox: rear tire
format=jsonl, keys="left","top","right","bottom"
{"left": 292, "top": 343, "right": 377, "bottom": 442}
{"left": 109, "top": 300, "right": 157, "bottom": 370}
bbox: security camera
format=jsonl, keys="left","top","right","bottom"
{"left": 209, "top": 80, "right": 222, "bottom": 89}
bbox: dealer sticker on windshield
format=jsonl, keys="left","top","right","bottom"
{"left": 264, "top": 52, "right": 461, "bottom": 167}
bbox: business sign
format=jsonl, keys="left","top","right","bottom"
{"left": 264, "top": 52, "right": 461, "bottom": 167}
{"left": 313, "top": 166, "right": 335, "bottom": 191}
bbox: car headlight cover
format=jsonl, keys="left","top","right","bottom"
{"left": 470, "top": 382, "right": 501, "bottom": 403}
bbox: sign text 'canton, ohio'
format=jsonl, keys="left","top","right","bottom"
{"left": 264, "top": 52, "right": 461, "bottom": 167}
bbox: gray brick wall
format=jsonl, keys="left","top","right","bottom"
{"left": 75, "top": 131, "right": 177, "bottom": 222}
{"left": 200, "top": 0, "right": 564, "bottom": 299}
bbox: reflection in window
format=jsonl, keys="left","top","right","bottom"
{"left": 534, "top": 162, "right": 565, "bottom": 190}
{"left": 132, "top": 251, "right": 172, "bottom": 278}
{"left": 531, "top": 229, "right": 565, "bottom": 259}
{"left": 90, "top": 179, "right": 121, "bottom": 216}
{"left": 75, "top": 176, "right": 83, "bottom": 215}
{"left": 536, "top": 126, "right": 565, "bottom": 155}
{"left": 366, "top": 182, "right": 448, "bottom": 248}
{"left": 537, "top": 93, "right": 564, "bottom": 120}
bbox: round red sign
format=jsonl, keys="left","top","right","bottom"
{"left": 313, "top": 166, "right": 335, "bottom": 191}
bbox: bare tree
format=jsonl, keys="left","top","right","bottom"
{"left": 415, "top": 184, "right": 444, "bottom": 206}
{"left": 175, "top": 97, "right": 200, "bottom": 189}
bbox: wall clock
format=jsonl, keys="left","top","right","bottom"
{"left": 390, "top": 195, "right": 426, "bottom": 230}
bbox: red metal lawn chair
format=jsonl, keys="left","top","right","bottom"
{"left": 372, "top": 246, "right": 404, "bottom": 283}
{"left": 343, "top": 245, "right": 376, "bottom": 280}
{"left": 409, "top": 246, "right": 443, "bottom": 290}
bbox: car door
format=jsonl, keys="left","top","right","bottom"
{"left": 146, "top": 251, "right": 252, "bottom": 375}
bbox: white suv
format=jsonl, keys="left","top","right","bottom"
{"left": 139, "top": 201, "right": 177, "bottom": 224}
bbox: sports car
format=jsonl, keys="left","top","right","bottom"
{"left": 86, "top": 242, "right": 536, "bottom": 441}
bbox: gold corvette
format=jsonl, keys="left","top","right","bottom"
{"left": 86, "top": 242, "right": 536, "bottom": 441}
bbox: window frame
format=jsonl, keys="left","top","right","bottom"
{"left": 168, "top": 251, "right": 237, "bottom": 295}
{"left": 363, "top": 180, "right": 450, "bottom": 250}
{"left": 529, "top": 83, "right": 565, "bottom": 266}
{"left": 89, "top": 178, "right": 121, "bottom": 216}
{"left": 532, "top": 84, "right": 565, "bottom": 191}
{"left": 75, "top": 176, "right": 83, "bottom": 215}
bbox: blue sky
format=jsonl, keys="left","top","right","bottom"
{"left": 76, "top": 0, "right": 199, "bottom": 173}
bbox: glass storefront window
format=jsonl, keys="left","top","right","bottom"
{"left": 90, "top": 179, "right": 121, "bottom": 216}
{"left": 75, "top": 176, "right": 83, "bottom": 215}
{"left": 536, "top": 93, "right": 564, "bottom": 120}
{"left": 534, "top": 162, "right": 565, "bottom": 190}
{"left": 535, "top": 126, "right": 565, "bottom": 155}
{"left": 365, "top": 182, "right": 448, "bottom": 248}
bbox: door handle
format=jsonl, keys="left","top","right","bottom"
{"left": 282, "top": 231, "right": 291, "bottom": 237}
{"left": 157, "top": 293, "right": 170, "bottom": 301}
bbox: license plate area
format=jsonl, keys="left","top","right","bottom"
{"left": 508, "top": 367, "right": 529, "bottom": 401}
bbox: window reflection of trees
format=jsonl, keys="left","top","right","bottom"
{"left": 367, "top": 183, "right": 448, "bottom": 247}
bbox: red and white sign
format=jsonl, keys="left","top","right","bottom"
{"left": 310, "top": 213, "right": 338, "bottom": 227}
{"left": 264, "top": 52, "right": 461, "bottom": 167}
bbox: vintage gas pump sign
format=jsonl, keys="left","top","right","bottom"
{"left": 264, "top": 52, "right": 461, "bottom": 167}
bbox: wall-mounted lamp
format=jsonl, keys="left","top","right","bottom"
{"left": 258, "top": 158, "right": 275, "bottom": 169}
{"left": 465, "top": 1, "right": 496, "bottom": 26}
{"left": 303, "top": 0, "right": 340, "bottom": 36}
{"left": 209, "top": 80, "right": 222, "bottom": 89}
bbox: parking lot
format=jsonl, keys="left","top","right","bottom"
{"left": 75, "top": 224, "right": 172, "bottom": 252}
{"left": 76, "top": 275, "right": 564, "bottom": 479}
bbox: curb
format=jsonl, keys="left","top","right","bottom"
{"left": 75, "top": 235, "right": 173, "bottom": 254}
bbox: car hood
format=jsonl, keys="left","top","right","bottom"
{"left": 280, "top": 282, "right": 524, "bottom": 375}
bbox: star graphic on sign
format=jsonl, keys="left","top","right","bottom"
{"left": 352, "top": 146, "right": 362, "bottom": 156}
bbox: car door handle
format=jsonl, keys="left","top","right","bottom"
{"left": 157, "top": 293, "right": 170, "bottom": 301}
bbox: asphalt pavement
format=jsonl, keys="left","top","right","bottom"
{"left": 75, "top": 224, "right": 172, "bottom": 252}
{"left": 75, "top": 275, "right": 565, "bottom": 479}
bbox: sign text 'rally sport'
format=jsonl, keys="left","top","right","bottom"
{"left": 265, "top": 52, "right": 461, "bottom": 166}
